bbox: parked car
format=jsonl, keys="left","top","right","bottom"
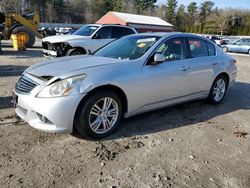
{"left": 220, "top": 39, "right": 230, "bottom": 45}
{"left": 39, "top": 27, "right": 57, "bottom": 38}
{"left": 42, "top": 24, "right": 137, "bottom": 58}
{"left": 222, "top": 38, "right": 250, "bottom": 54}
{"left": 205, "top": 35, "right": 221, "bottom": 45}
{"left": 14, "top": 33, "right": 237, "bottom": 139}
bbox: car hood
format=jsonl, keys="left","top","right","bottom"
{"left": 42, "top": 34, "right": 90, "bottom": 43}
{"left": 25, "top": 55, "right": 121, "bottom": 77}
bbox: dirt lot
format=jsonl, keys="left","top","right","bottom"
{"left": 0, "top": 40, "right": 250, "bottom": 188}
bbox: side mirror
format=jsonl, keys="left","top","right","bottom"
{"left": 93, "top": 33, "right": 100, "bottom": 39}
{"left": 153, "top": 53, "right": 165, "bottom": 64}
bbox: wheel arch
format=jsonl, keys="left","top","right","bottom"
{"left": 7, "top": 24, "right": 22, "bottom": 38}
{"left": 67, "top": 45, "right": 88, "bottom": 54}
{"left": 74, "top": 84, "right": 128, "bottom": 122}
{"left": 215, "top": 72, "right": 230, "bottom": 88}
{"left": 217, "top": 72, "right": 229, "bottom": 82}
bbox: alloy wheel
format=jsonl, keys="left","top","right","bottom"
{"left": 213, "top": 79, "right": 226, "bottom": 102}
{"left": 88, "top": 97, "right": 119, "bottom": 134}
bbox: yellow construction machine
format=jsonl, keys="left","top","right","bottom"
{"left": 0, "top": 11, "right": 42, "bottom": 48}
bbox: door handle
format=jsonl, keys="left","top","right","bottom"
{"left": 213, "top": 62, "right": 219, "bottom": 66}
{"left": 181, "top": 65, "right": 190, "bottom": 71}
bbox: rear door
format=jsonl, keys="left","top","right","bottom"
{"left": 240, "top": 39, "right": 250, "bottom": 53}
{"left": 184, "top": 37, "right": 217, "bottom": 95}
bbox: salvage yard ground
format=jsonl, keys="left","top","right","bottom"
{"left": 0, "top": 40, "right": 250, "bottom": 188}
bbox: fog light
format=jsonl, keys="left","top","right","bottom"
{"left": 37, "top": 113, "right": 51, "bottom": 124}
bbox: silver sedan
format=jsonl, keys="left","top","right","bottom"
{"left": 14, "top": 33, "right": 237, "bottom": 138}
{"left": 222, "top": 38, "right": 250, "bottom": 54}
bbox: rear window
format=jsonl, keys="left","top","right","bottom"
{"left": 188, "top": 38, "right": 208, "bottom": 58}
{"left": 112, "top": 27, "right": 135, "bottom": 38}
{"left": 207, "top": 42, "right": 216, "bottom": 56}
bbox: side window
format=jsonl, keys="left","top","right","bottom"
{"left": 242, "top": 39, "right": 249, "bottom": 45}
{"left": 235, "top": 40, "right": 243, "bottom": 45}
{"left": 95, "top": 27, "right": 112, "bottom": 39}
{"left": 188, "top": 38, "right": 208, "bottom": 58}
{"left": 112, "top": 27, "right": 135, "bottom": 38}
{"left": 206, "top": 42, "right": 216, "bottom": 56}
{"left": 156, "top": 37, "right": 186, "bottom": 61}
{"left": 122, "top": 28, "right": 135, "bottom": 35}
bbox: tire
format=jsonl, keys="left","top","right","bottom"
{"left": 248, "top": 49, "right": 250, "bottom": 55}
{"left": 12, "top": 26, "right": 35, "bottom": 48}
{"left": 74, "top": 90, "right": 123, "bottom": 139}
{"left": 222, "top": 47, "right": 228, "bottom": 53}
{"left": 207, "top": 75, "right": 228, "bottom": 104}
{"left": 66, "top": 48, "right": 85, "bottom": 56}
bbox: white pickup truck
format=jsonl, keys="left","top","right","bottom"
{"left": 42, "top": 24, "right": 137, "bottom": 58}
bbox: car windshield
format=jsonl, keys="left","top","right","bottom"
{"left": 95, "top": 35, "right": 160, "bottom": 60}
{"left": 73, "top": 25, "right": 99, "bottom": 36}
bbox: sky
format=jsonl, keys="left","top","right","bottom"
{"left": 157, "top": 0, "right": 250, "bottom": 9}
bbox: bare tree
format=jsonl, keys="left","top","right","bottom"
{"left": 0, "top": 0, "right": 25, "bottom": 13}
{"left": 45, "top": 3, "right": 57, "bottom": 23}
{"left": 210, "top": 9, "right": 230, "bottom": 35}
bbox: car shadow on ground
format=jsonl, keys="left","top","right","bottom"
{"left": 73, "top": 81, "right": 250, "bottom": 141}
{"left": 0, "top": 65, "right": 29, "bottom": 77}
{"left": 1, "top": 81, "right": 249, "bottom": 140}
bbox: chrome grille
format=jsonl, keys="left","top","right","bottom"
{"left": 42, "top": 42, "right": 54, "bottom": 50}
{"left": 15, "top": 75, "right": 39, "bottom": 94}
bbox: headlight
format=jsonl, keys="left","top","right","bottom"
{"left": 37, "top": 74, "right": 86, "bottom": 98}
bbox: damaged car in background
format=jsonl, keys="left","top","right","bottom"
{"left": 42, "top": 24, "right": 137, "bottom": 58}
{"left": 14, "top": 33, "right": 237, "bottom": 139}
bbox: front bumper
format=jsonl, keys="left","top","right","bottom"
{"left": 14, "top": 92, "right": 85, "bottom": 133}
{"left": 43, "top": 49, "right": 57, "bottom": 58}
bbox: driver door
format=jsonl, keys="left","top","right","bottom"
{"left": 229, "top": 40, "right": 243, "bottom": 52}
{"left": 140, "top": 37, "right": 191, "bottom": 110}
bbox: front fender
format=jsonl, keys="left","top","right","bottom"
{"left": 67, "top": 40, "right": 91, "bottom": 52}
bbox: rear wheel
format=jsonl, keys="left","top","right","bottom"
{"left": 74, "top": 91, "right": 122, "bottom": 139}
{"left": 66, "top": 48, "right": 86, "bottom": 56}
{"left": 248, "top": 49, "right": 250, "bottom": 55}
{"left": 207, "top": 75, "right": 228, "bottom": 104}
{"left": 12, "top": 26, "right": 35, "bottom": 48}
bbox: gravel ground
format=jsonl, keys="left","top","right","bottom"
{"left": 0, "top": 40, "right": 250, "bottom": 188}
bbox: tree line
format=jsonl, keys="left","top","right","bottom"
{"left": 0, "top": 0, "right": 250, "bottom": 36}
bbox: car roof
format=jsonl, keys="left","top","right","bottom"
{"left": 85, "top": 24, "right": 134, "bottom": 28}
{"left": 84, "top": 24, "right": 136, "bottom": 31}
{"left": 129, "top": 32, "right": 210, "bottom": 39}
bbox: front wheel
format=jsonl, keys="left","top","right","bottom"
{"left": 222, "top": 47, "right": 228, "bottom": 53}
{"left": 74, "top": 91, "right": 122, "bottom": 139}
{"left": 207, "top": 75, "right": 228, "bottom": 104}
{"left": 66, "top": 48, "right": 85, "bottom": 56}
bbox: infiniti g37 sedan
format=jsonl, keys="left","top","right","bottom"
{"left": 14, "top": 33, "right": 237, "bottom": 138}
